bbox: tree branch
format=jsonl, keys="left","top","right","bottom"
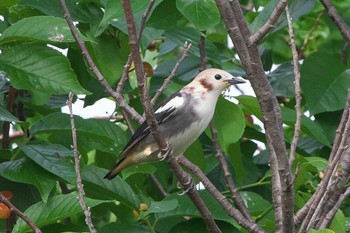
{"left": 0, "top": 192, "right": 41, "bottom": 233}
{"left": 209, "top": 121, "right": 252, "bottom": 220}
{"left": 320, "top": 0, "right": 350, "bottom": 46}
{"left": 59, "top": 0, "right": 142, "bottom": 123}
{"left": 150, "top": 42, "right": 191, "bottom": 106}
{"left": 250, "top": 0, "right": 288, "bottom": 45}
{"left": 298, "top": 89, "right": 350, "bottom": 232}
{"left": 67, "top": 93, "right": 96, "bottom": 233}
{"left": 178, "top": 156, "right": 266, "bottom": 233}
{"left": 285, "top": 5, "right": 302, "bottom": 168}
{"left": 215, "top": 1, "right": 294, "bottom": 232}
{"left": 121, "top": 1, "right": 221, "bottom": 232}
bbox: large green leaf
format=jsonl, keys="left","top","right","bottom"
{"left": 0, "top": 158, "right": 56, "bottom": 202}
{"left": 0, "top": 45, "right": 90, "bottom": 95}
{"left": 176, "top": 0, "right": 220, "bottom": 30}
{"left": 282, "top": 107, "right": 330, "bottom": 147}
{"left": 0, "top": 16, "right": 89, "bottom": 43}
{"left": 301, "top": 49, "right": 350, "bottom": 115}
{"left": 249, "top": 0, "right": 316, "bottom": 34}
{"left": 147, "top": 0, "right": 183, "bottom": 29}
{"left": 212, "top": 98, "right": 245, "bottom": 152}
{"left": 30, "top": 112, "right": 126, "bottom": 154}
{"left": 0, "top": 105, "right": 20, "bottom": 122}
{"left": 20, "top": 0, "right": 99, "bottom": 23}
{"left": 161, "top": 27, "right": 220, "bottom": 63}
{"left": 12, "top": 193, "right": 109, "bottom": 233}
{"left": 20, "top": 143, "right": 76, "bottom": 184}
{"left": 82, "top": 165, "right": 141, "bottom": 209}
{"left": 100, "top": 222, "right": 149, "bottom": 233}
{"left": 155, "top": 191, "right": 240, "bottom": 229}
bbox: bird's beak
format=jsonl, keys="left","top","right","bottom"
{"left": 225, "top": 77, "right": 246, "bottom": 85}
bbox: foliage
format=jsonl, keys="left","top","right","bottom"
{"left": 0, "top": 0, "right": 349, "bottom": 232}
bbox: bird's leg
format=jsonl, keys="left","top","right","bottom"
{"left": 158, "top": 143, "right": 172, "bottom": 161}
{"left": 177, "top": 175, "right": 196, "bottom": 195}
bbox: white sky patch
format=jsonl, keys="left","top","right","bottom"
{"left": 62, "top": 95, "right": 116, "bottom": 119}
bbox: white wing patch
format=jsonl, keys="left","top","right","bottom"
{"left": 156, "top": 95, "right": 185, "bottom": 114}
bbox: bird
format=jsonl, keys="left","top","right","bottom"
{"left": 104, "top": 68, "right": 246, "bottom": 180}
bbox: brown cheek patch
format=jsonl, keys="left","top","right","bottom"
{"left": 199, "top": 78, "right": 213, "bottom": 91}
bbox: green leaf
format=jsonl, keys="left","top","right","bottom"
{"left": 176, "top": 0, "right": 220, "bottom": 30}
{"left": 20, "top": 143, "right": 76, "bottom": 184}
{"left": 241, "top": 191, "right": 271, "bottom": 216}
{"left": 0, "top": 158, "right": 56, "bottom": 203}
{"left": 330, "top": 209, "right": 346, "bottom": 233}
{"left": 161, "top": 28, "right": 220, "bottom": 63}
{"left": 236, "top": 95, "right": 263, "bottom": 121}
{"left": 249, "top": 0, "right": 316, "bottom": 34}
{"left": 30, "top": 112, "right": 125, "bottom": 154}
{"left": 148, "top": 0, "right": 184, "bottom": 29}
{"left": 213, "top": 98, "right": 245, "bottom": 152}
{"left": 0, "top": 45, "right": 90, "bottom": 95}
{"left": 301, "top": 49, "right": 350, "bottom": 115}
{"left": 0, "top": 105, "right": 20, "bottom": 122}
{"left": 20, "top": 0, "right": 99, "bottom": 23}
{"left": 155, "top": 191, "right": 240, "bottom": 229}
{"left": 267, "top": 62, "right": 295, "bottom": 97}
{"left": 100, "top": 222, "right": 149, "bottom": 233}
{"left": 12, "top": 193, "right": 110, "bottom": 233}
{"left": 82, "top": 165, "right": 141, "bottom": 209}
{"left": 282, "top": 107, "right": 330, "bottom": 147}
{"left": 307, "top": 229, "right": 335, "bottom": 233}
{"left": 0, "top": 16, "right": 89, "bottom": 43}
{"left": 184, "top": 139, "right": 206, "bottom": 170}
{"left": 140, "top": 199, "right": 178, "bottom": 219}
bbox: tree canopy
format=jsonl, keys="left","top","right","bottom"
{"left": 0, "top": 0, "right": 350, "bottom": 232}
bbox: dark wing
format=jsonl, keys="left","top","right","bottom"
{"left": 118, "top": 91, "right": 184, "bottom": 158}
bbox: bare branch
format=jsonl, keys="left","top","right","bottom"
{"left": 121, "top": 1, "right": 221, "bottom": 232}
{"left": 320, "top": 0, "right": 350, "bottom": 46}
{"left": 209, "top": 121, "right": 252, "bottom": 220}
{"left": 198, "top": 31, "right": 207, "bottom": 71}
{"left": 215, "top": 1, "right": 294, "bottom": 232}
{"left": 150, "top": 42, "right": 191, "bottom": 106}
{"left": 67, "top": 93, "right": 96, "bottom": 233}
{"left": 298, "top": 90, "right": 350, "bottom": 232}
{"left": 0, "top": 192, "right": 42, "bottom": 233}
{"left": 285, "top": 5, "right": 302, "bottom": 168}
{"left": 250, "top": 0, "right": 288, "bottom": 45}
{"left": 59, "top": 0, "right": 142, "bottom": 123}
{"left": 178, "top": 156, "right": 266, "bottom": 233}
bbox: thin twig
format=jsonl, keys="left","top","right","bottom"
{"left": 250, "top": 0, "right": 288, "bottom": 45}
{"left": 150, "top": 42, "right": 192, "bottom": 106}
{"left": 198, "top": 31, "right": 207, "bottom": 71}
{"left": 298, "top": 11, "right": 324, "bottom": 59}
{"left": 286, "top": 5, "right": 302, "bottom": 168}
{"left": 121, "top": 1, "right": 221, "bottom": 232}
{"left": 59, "top": 0, "right": 142, "bottom": 123}
{"left": 0, "top": 192, "right": 42, "bottom": 233}
{"left": 319, "top": 186, "right": 350, "bottom": 228}
{"left": 149, "top": 174, "right": 169, "bottom": 197}
{"left": 209, "top": 121, "right": 252, "bottom": 220}
{"left": 67, "top": 93, "right": 96, "bottom": 233}
{"left": 178, "top": 156, "right": 266, "bottom": 233}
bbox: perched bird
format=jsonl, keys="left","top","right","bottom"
{"left": 104, "top": 68, "right": 246, "bottom": 179}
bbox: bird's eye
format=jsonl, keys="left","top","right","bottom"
{"left": 214, "top": 74, "right": 222, "bottom": 80}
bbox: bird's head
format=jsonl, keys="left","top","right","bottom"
{"left": 185, "top": 68, "right": 246, "bottom": 96}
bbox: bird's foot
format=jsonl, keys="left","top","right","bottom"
{"left": 177, "top": 176, "right": 195, "bottom": 195}
{"left": 158, "top": 144, "right": 172, "bottom": 161}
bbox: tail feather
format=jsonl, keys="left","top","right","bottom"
{"left": 104, "top": 159, "right": 124, "bottom": 180}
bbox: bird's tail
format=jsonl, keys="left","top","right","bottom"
{"left": 104, "top": 159, "right": 124, "bottom": 180}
